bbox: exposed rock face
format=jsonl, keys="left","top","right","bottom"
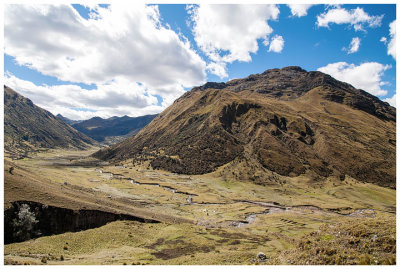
{"left": 93, "top": 67, "right": 395, "bottom": 188}
{"left": 220, "top": 102, "right": 261, "bottom": 132}
{"left": 4, "top": 201, "right": 159, "bottom": 244}
{"left": 4, "top": 86, "right": 95, "bottom": 154}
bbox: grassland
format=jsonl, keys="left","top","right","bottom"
{"left": 4, "top": 148, "right": 396, "bottom": 265}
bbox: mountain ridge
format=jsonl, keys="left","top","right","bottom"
{"left": 56, "top": 114, "right": 83, "bottom": 125}
{"left": 4, "top": 85, "right": 95, "bottom": 156}
{"left": 188, "top": 66, "right": 395, "bottom": 121}
{"left": 67, "top": 114, "right": 158, "bottom": 143}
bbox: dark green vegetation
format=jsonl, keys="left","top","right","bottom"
{"left": 4, "top": 86, "right": 95, "bottom": 157}
{"left": 66, "top": 114, "right": 157, "bottom": 143}
{"left": 93, "top": 67, "right": 395, "bottom": 188}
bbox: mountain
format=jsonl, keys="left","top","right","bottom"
{"left": 4, "top": 86, "right": 95, "bottom": 156}
{"left": 56, "top": 114, "right": 83, "bottom": 125}
{"left": 92, "top": 67, "right": 396, "bottom": 188}
{"left": 70, "top": 114, "right": 158, "bottom": 143}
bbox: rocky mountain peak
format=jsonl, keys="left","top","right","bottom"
{"left": 186, "top": 67, "right": 395, "bottom": 122}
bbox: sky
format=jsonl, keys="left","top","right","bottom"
{"left": 3, "top": 3, "right": 397, "bottom": 120}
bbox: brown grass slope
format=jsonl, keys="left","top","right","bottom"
{"left": 4, "top": 85, "right": 95, "bottom": 154}
{"left": 93, "top": 67, "right": 395, "bottom": 188}
{"left": 4, "top": 159, "right": 190, "bottom": 225}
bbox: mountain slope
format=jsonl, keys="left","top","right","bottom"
{"left": 4, "top": 86, "right": 95, "bottom": 155}
{"left": 71, "top": 114, "right": 157, "bottom": 143}
{"left": 93, "top": 67, "right": 396, "bottom": 188}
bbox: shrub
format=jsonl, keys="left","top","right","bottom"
{"left": 12, "top": 204, "right": 38, "bottom": 241}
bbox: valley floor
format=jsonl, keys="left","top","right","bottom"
{"left": 3, "top": 148, "right": 396, "bottom": 265}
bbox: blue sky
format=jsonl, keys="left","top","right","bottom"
{"left": 4, "top": 4, "right": 396, "bottom": 120}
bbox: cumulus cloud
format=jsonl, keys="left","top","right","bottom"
{"left": 4, "top": 4, "right": 207, "bottom": 116}
{"left": 268, "top": 35, "right": 284, "bottom": 53}
{"left": 380, "top": 20, "right": 396, "bottom": 60}
{"left": 317, "top": 6, "right": 383, "bottom": 31}
{"left": 387, "top": 20, "right": 396, "bottom": 59}
{"left": 317, "top": 62, "right": 390, "bottom": 96}
{"left": 5, "top": 73, "right": 166, "bottom": 120}
{"left": 287, "top": 4, "right": 314, "bottom": 17}
{"left": 343, "top": 37, "right": 361, "bottom": 54}
{"left": 206, "top": 62, "right": 228, "bottom": 79}
{"left": 188, "top": 4, "right": 279, "bottom": 78}
{"left": 383, "top": 93, "right": 396, "bottom": 107}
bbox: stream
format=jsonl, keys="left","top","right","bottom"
{"left": 99, "top": 170, "right": 377, "bottom": 228}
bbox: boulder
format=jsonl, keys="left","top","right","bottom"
{"left": 257, "top": 252, "right": 267, "bottom": 261}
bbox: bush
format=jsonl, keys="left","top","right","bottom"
{"left": 12, "top": 204, "right": 38, "bottom": 241}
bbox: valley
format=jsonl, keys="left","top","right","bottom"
{"left": 3, "top": 2, "right": 398, "bottom": 265}
{"left": 3, "top": 67, "right": 396, "bottom": 265}
{"left": 4, "top": 148, "right": 396, "bottom": 265}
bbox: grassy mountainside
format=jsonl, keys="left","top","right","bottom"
{"left": 93, "top": 66, "right": 395, "bottom": 188}
{"left": 4, "top": 85, "right": 95, "bottom": 156}
{"left": 69, "top": 114, "right": 157, "bottom": 143}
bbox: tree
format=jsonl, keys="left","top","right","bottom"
{"left": 12, "top": 204, "right": 38, "bottom": 241}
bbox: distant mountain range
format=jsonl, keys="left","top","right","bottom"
{"left": 57, "top": 114, "right": 158, "bottom": 144}
{"left": 4, "top": 86, "right": 95, "bottom": 157}
{"left": 93, "top": 66, "right": 396, "bottom": 188}
{"left": 56, "top": 114, "right": 83, "bottom": 125}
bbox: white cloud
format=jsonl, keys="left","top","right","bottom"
{"left": 380, "top": 20, "right": 396, "bottom": 60}
{"left": 4, "top": 4, "right": 207, "bottom": 115}
{"left": 388, "top": 20, "right": 396, "bottom": 59}
{"left": 268, "top": 35, "right": 284, "bottom": 53}
{"left": 343, "top": 37, "right": 361, "bottom": 54}
{"left": 317, "top": 6, "right": 383, "bottom": 31}
{"left": 317, "top": 62, "right": 390, "bottom": 96}
{"left": 188, "top": 4, "right": 279, "bottom": 78}
{"left": 383, "top": 94, "right": 396, "bottom": 107}
{"left": 287, "top": 4, "right": 314, "bottom": 17}
{"left": 206, "top": 62, "right": 228, "bottom": 79}
{"left": 5, "top": 73, "right": 166, "bottom": 120}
